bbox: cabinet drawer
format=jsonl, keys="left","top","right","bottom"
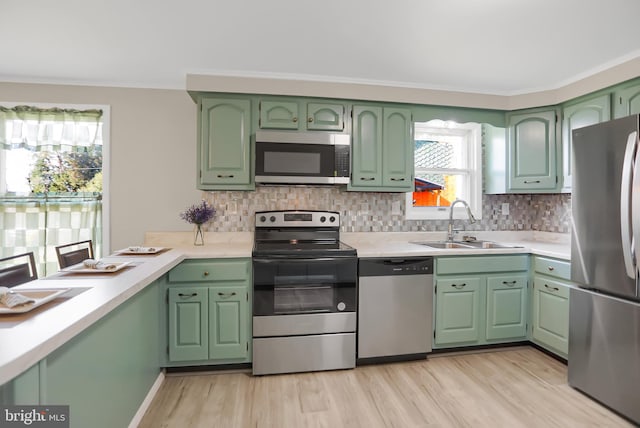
{"left": 533, "top": 256, "right": 570, "bottom": 281}
{"left": 168, "top": 260, "right": 250, "bottom": 283}
{"left": 437, "top": 255, "right": 528, "bottom": 275}
{"left": 533, "top": 276, "right": 571, "bottom": 299}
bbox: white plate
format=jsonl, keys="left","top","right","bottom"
{"left": 0, "top": 288, "right": 70, "bottom": 314}
{"left": 61, "top": 261, "right": 131, "bottom": 273}
{"left": 115, "top": 246, "right": 165, "bottom": 255}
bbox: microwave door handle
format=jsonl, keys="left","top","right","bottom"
{"left": 621, "top": 131, "right": 637, "bottom": 279}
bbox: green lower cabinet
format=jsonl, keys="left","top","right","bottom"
{"left": 165, "top": 258, "right": 252, "bottom": 366}
{"left": 434, "top": 255, "right": 529, "bottom": 349}
{"left": 168, "top": 285, "right": 249, "bottom": 363}
{"left": 531, "top": 276, "right": 570, "bottom": 357}
{"left": 208, "top": 286, "right": 248, "bottom": 360}
{"left": 168, "top": 287, "right": 209, "bottom": 361}
{"left": 485, "top": 275, "right": 528, "bottom": 340}
{"left": 435, "top": 276, "right": 482, "bottom": 345}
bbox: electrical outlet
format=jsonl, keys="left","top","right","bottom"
{"left": 391, "top": 201, "right": 402, "bottom": 215}
{"left": 501, "top": 203, "right": 510, "bottom": 216}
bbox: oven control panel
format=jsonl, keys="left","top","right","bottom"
{"left": 255, "top": 210, "right": 340, "bottom": 228}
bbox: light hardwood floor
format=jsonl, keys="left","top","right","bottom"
{"left": 139, "top": 347, "right": 633, "bottom": 427}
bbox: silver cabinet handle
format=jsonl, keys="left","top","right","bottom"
{"left": 502, "top": 280, "right": 517, "bottom": 286}
{"left": 390, "top": 177, "right": 406, "bottom": 181}
{"left": 451, "top": 283, "right": 467, "bottom": 289}
{"left": 217, "top": 174, "right": 235, "bottom": 178}
{"left": 544, "top": 284, "right": 559, "bottom": 292}
{"left": 524, "top": 180, "right": 541, "bottom": 184}
{"left": 360, "top": 177, "right": 375, "bottom": 181}
{"left": 307, "top": 117, "right": 313, "bottom": 123}
{"left": 547, "top": 266, "right": 555, "bottom": 271}
{"left": 217, "top": 292, "right": 237, "bottom": 297}
{"left": 292, "top": 117, "right": 298, "bottom": 123}
{"left": 178, "top": 292, "right": 198, "bottom": 297}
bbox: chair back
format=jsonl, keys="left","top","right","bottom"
{"left": 0, "top": 252, "right": 38, "bottom": 287}
{"left": 56, "top": 240, "right": 94, "bottom": 269}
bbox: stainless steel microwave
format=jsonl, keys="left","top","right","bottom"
{"left": 255, "top": 130, "right": 350, "bottom": 184}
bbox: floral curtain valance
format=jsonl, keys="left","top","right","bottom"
{"left": 0, "top": 105, "right": 103, "bottom": 152}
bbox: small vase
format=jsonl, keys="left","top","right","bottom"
{"left": 194, "top": 224, "right": 204, "bottom": 246}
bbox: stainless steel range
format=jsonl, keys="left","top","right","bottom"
{"left": 251, "top": 210, "right": 357, "bottom": 375}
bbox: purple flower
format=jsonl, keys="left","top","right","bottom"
{"left": 180, "top": 200, "right": 215, "bottom": 225}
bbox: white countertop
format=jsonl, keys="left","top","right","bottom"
{"left": 341, "top": 230, "right": 571, "bottom": 260}
{"left": 0, "top": 230, "right": 569, "bottom": 386}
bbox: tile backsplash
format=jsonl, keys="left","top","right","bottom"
{"left": 202, "top": 186, "right": 571, "bottom": 234}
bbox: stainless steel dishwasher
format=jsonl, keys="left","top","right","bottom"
{"left": 357, "top": 257, "right": 434, "bottom": 363}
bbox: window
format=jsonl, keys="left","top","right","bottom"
{"left": 0, "top": 104, "right": 108, "bottom": 276}
{"left": 405, "top": 120, "right": 482, "bottom": 220}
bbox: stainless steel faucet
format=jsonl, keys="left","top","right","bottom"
{"left": 447, "top": 198, "right": 477, "bottom": 241}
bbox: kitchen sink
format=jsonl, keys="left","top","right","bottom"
{"left": 410, "top": 240, "right": 523, "bottom": 250}
{"left": 462, "top": 240, "right": 524, "bottom": 249}
{"left": 410, "top": 241, "right": 476, "bottom": 249}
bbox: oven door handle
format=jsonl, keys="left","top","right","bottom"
{"left": 253, "top": 257, "right": 354, "bottom": 263}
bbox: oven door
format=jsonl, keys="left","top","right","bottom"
{"left": 253, "top": 256, "right": 357, "bottom": 316}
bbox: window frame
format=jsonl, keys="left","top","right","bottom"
{"left": 405, "top": 121, "right": 482, "bottom": 221}
{"left": 0, "top": 101, "right": 111, "bottom": 253}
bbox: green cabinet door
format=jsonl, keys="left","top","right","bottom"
{"left": 532, "top": 276, "right": 570, "bottom": 356}
{"left": 507, "top": 109, "right": 559, "bottom": 191}
{"left": 561, "top": 94, "right": 611, "bottom": 191}
{"left": 209, "top": 286, "right": 248, "bottom": 360}
{"left": 306, "top": 102, "right": 345, "bottom": 131}
{"left": 485, "top": 274, "right": 528, "bottom": 340}
{"left": 614, "top": 82, "right": 640, "bottom": 118}
{"left": 382, "top": 108, "right": 413, "bottom": 190}
{"left": 168, "top": 287, "right": 209, "bottom": 362}
{"left": 199, "top": 98, "right": 252, "bottom": 189}
{"left": 259, "top": 100, "right": 300, "bottom": 129}
{"left": 435, "top": 276, "right": 482, "bottom": 345}
{"left": 351, "top": 105, "right": 383, "bottom": 187}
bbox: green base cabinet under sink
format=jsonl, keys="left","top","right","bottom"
{"left": 164, "top": 258, "right": 252, "bottom": 366}
{"left": 434, "top": 255, "right": 529, "bottom": 349}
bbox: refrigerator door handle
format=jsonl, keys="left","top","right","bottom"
{"left": 632, "top": 131, "right": 640, "bottom": 284}
{"left": 621, "top": 131, "right": 637, "bottom": 279}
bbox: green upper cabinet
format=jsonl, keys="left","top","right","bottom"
{"left": 349, "top": 105, "right": 413, "bottom": 192}
{"left": 506, "top": 108, "right": 560, "bottom": 192}
{"left": 259, "top": 100, "right": 300, "bottom": 129}
{"left": 561, "top": 94, "right": 611, "bottom": 192}
{"left": 259, "top": 99, "right": 345, "bottom": 131}
{"left": 350, "top": 105, "right": 383, "bottom": 187}
{"left": 306, "top": 102, "right": 345, "bottom": 131}
{"left": 613, "top": 81, "right": 640, "bottom": 118}
{"left": 382, "top": 108, "right": 414, "bottom": 188}
{"left": 199, "top": 97, "right": 253, "bottom": 190}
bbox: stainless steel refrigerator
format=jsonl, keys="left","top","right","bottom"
{"left": 569, "top": 114, "right": 640, "bottom": 424}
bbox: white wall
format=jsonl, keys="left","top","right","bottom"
{"left": 0, "top": 82, "right": 201, "bottom": 251}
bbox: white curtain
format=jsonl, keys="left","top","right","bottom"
{"left": 0, "top": 106, "right": 103, "bottom": 277}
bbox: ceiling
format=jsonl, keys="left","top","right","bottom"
{"left": 2, "top": 0, "right": 640, "bottom": 95}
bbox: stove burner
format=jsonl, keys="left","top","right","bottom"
{"left": 253, "top": 210, "right": 356, "bottom": 258}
